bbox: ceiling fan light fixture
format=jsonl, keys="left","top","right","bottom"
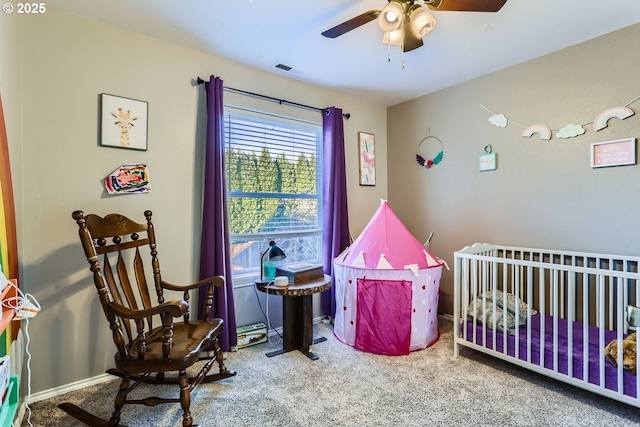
{"left": 401, "top": 19, "right": 424, "bottom": 52}
{"left": 409, "top": 6, "right": 437, "bottom": 38}
{"left": 378, "top": 1, "right": 405, "bottom": 32}
{"left": 382, "top": 29, "right": 403, "bottom": 46}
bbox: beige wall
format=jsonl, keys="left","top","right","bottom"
{"left": 388, "top": 23, "right": 640, "bottom": 315}
{"left": 14, "top": 8, "right": 387, "bottom": 394}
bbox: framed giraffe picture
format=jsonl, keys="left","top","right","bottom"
{"left": 100, "top": 93, "right": 148, "bottom": 151}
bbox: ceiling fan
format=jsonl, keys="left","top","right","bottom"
{"left": 321, "top": 0, "right": 508, "bottom": 53}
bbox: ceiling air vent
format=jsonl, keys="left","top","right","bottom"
{"left": 274, "top": 63, "right": 292, "bottom": 72}
{"left": 270, "top": 62, "right": 304, "bottom": 77}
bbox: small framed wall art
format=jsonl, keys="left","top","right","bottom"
{"left": 358, "top": 131, "right": 375, "bottom": 186}
{"left": 100, "top": 93, "right": 148, "bottom": 151}
{"left": 590, "top": 138, "right": 636, "bottom": 168}
{"left": 479, "top": 144, "right": 497, "bottom": 172}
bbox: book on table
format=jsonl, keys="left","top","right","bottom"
{"left": 276, "top": 262, "right": 324, "bottom": 283}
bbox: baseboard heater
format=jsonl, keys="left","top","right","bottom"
{"left": 236, "top": 323, "right": 267, "bottom": 349}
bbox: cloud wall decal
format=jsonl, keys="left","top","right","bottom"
{"left": 488, "top": 114, "right": 508, "bottom": 128}
{"left": 556, "top": 124, "right": 585, "bottom": 139}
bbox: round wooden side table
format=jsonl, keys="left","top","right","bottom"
{"left": 256, "top": 274, "right": 331, "bottom": 360}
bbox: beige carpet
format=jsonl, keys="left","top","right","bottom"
{"left": 22, "top": 319, "right": 640, "bottom": 427}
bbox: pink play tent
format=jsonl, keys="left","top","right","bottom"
{"left": 333, "top": 200, "right": 445, "bottom": 356}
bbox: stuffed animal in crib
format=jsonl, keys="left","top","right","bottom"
{"left": 605, "top": 333, "right": 637, "bottom": 374}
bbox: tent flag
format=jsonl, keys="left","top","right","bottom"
{"left": 404, "top": 264, "right": 419, "bottom": 276}
{"left": 376, "top": 254, "right": 393, "bottom": 269}
{"left": 425, "top": 250, "right": 442, "bottom": 268}
{"left": 351, "top": 251, "right": 365, "bottom": 268}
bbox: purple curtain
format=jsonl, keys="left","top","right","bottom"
{"left": 198, "top": 75, "right": 237, "bottom": 351}
{"left": 321, "top": 107, "right": 350, "bottom": 318}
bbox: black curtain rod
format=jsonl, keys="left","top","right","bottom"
{"left": 196, "top": 77, "right": 350, "bottom": 120}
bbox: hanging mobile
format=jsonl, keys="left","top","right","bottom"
{"left": 416, "top": 130, "right": 444, "bottom": 169}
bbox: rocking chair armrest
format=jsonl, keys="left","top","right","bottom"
{"left": 107, "top": 300, "right": 189, "bottom": 320}
{"left": 161, "top": 276, "right": 225, "bottom": 291}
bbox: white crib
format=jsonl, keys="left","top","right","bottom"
{"left": 453, "top": 243, "right": 640, "bottom": 408}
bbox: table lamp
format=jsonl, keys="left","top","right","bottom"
{"left": 260, "top": 240, "right": 286, "bottom": 282}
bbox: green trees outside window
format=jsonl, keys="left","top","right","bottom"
{"left": 223, "top": 111, "right": 322, "bottom": 274}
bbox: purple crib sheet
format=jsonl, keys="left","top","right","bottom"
{"left": 463, "top": 314, "right": 637, "bottom": 398}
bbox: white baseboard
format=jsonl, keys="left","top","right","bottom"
{"left": 21, "top": 315, "right": 342, "bottom": 408}
{"left": 26, "top": 373, "right": 114, "bottom": 404}
{"left": 23, "top": 319, "right": 325, "bottom": 403}
{"left": 265, "top": 315, "right": 328, "bottom": 339}
{"left": 439, "top": 313, "right": 454, "bottom": 321}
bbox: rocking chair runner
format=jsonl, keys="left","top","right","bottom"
{"left": 61, "top": 210, "right": 236, "bottom": 427}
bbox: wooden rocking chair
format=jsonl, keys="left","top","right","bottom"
{"left": 61, "top": 210, "right": 236, "bottom": 427}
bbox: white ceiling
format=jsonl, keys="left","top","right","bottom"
{"left": 45, "top": 0, "right": 640, "bottom": 107}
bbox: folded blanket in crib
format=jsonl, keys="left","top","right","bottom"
{"left": 466, "top": 290, "right": 537, "bottom": 335}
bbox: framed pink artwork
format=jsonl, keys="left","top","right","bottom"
{"left": 358, "top": 132, "right": 375, "bottom": 186}
{"left": 590, "top": 138, "right": 636, "bottom": 168}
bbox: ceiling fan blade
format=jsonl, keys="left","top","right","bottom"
{"left": 321, "top": 10, "right": 380, "bottom": 38}
{"left": 426, "top": 0, "right": 507, "bottom": 12}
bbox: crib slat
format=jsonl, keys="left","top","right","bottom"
{"left": 472, "top": 258, "right": 477, "bottom": 345}
{"left": 608, "top": 258, "right": 614, "bottom": 330}
{"left": 553, "top": 268, "right": 559, "bottom": 373}
{"left": 539, "top": 268, "right": 546, "bottom": 368}
{"left": 567, "top": 269, "right": 574, "bottom": 378}
{"left": 515, "top": 268, "right": 520, "bottom": 358}
{"left": 560, "top": 257, "right": 565, "bottom": 319}
{"left": 598, "top": 274, "right": 606, "bottom": 389}
{"left": 527, "top": 265, "right": 533, "bottom": 364}
{"left": 616, "top": 276, "right": 624, "bottom": 394}
{"left": 582, "top": 270, "right": 589, "bottom": 386}
{"left": 483, "top": 259, "right": 490, "bottom": 350}
{"left": 503, "top": 257, "right": 508, "bottom": 355}
{"left": 492, "top": 258, "right": 498, "bottom": 352}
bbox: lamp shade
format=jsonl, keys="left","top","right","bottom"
{"left": 260, "top": 240, "right": 287, "bottom": 281}
{"left": 410, "top": 6, "right": 437, "bottom": 38}
{"left": 382, "top": 29, "right": 403, "bottom": 46}
{"left": 401, "top": 19, "right": 424, "bottom": 52}
{"left": 267, "top": 240, "right": 286, "bottom": 261}
{"left": 378, "top": 1, "right": 405, "bottom": 32}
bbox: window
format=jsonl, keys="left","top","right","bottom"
{"left": 224, "top": 109, "right": 323, "bottom": 282}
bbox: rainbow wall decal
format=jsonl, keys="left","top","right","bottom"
{"left": 521, "top": 123, "right": 552, "bottom": 140}
{"left": 593, "top": 106, "right": 635, "bottom": 132}
{"left": 0, "top": 93, "right": 18, "bottom": 282}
